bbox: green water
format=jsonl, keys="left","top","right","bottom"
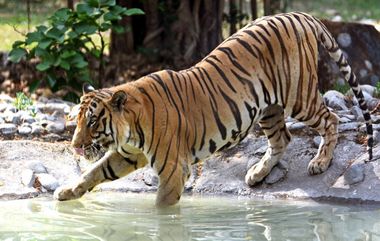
{"left": 0, "top": 193, "right": 379, "bottom": 241}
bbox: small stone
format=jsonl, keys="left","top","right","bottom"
{"left": 277, "top": 160, "right": 289, "bottom": 170}
{"left": 4, "top": 111, "right": 20, "bottom": 124}
{"left": 264, "top": 167, "right": 286, "bottom": 184}
{"left": 0, "top": 94, "right": 14, "bottom": 103}
{"left": 367, "top": 98, "right": 380, "bottom": 111}
{"left": 21, "top": 114, "right": 36, "bottom": 124}
{"left": 313, "top": 136, "right": 321, "bottom": 147}
{"left": 28, "top": 161, "right": 47, "bottom": 174}
{"left": 339, "top": 116, "right": 352, "bottom": 123}
{"left": 0, "top": 117, "right": 4, "bottom": 124}
{"left": 31, "top": 124, "right": 44, "bottom": 135}
{"left": 5, "top": 105, "right": 17, "bottom": 113}
{"left": 46, "top": 121, "right": 65, "bottom": 134}
{"left": 323, "top": 90, "right": 348, "bottom": 110}
{"left": 65, "top": 120, "right": 77, "bottom": 132}
{"left": 0, "top": 123, "right": 17, "bottom": 135}
{"left": 18, "top": 126, "right": 32, "bottom": 135}
{"left": 36, "top": 173, "right": 59, "bottom": 191}
{"left": 364, "top": 60, "right": 373, "bottom": 71}
{"left": 337, "top": 32, "right": 351, "bottom": 47}
{"left": 68, "top": 105, "right": 81, "bottom": 120}
{"left": 359, "top": 69, "right": 368, "bottom": 78}
{"left": 143, "top": 170, "right": 158, "bottom": 187}
{"left": 336, "top": 78, "right": 345, "bottom": 87}
{"left": 351, "top": 106, "right": 364, "bottom": 122}
{"left": 338, "top": 122, "right": 359, "bottom": 132}
{"left": 21, "top": 169, "right": 35, "bottom": 187}
{"left": 286, "top": 122, "right": 307, "bottom": 131}
{"left": 344, "top": 163, "right": 365, "bottom": 185}
{"left": 0, "top": 103, "right": 9, "bottom": 112}
{"left": 373, "top": 130, "right": 380, "bottom": 144}
{"left": 44, "top": 103, "right": 69, "bottom": 115}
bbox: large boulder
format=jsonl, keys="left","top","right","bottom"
{"left": 318, "top": 20, "right": 380, "bottom": 91}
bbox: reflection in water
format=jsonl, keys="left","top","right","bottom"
{"left": 0, "top": 192, "right": 379, "bottom": 241}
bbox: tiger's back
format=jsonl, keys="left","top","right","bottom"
{"left": 55, "top": 12, "right": 373, "bottom": 207}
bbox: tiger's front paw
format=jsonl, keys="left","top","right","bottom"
{"left": 53, "top": 185, "right": 83, "bottom": 201}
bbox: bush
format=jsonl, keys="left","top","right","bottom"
{"left": 9, "top": 0, "right": 143, "bottom": 102}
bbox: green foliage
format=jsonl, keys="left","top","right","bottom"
{"left": 333, "top": 82, "right": 350, "bottom": 95}
{"left": 8, "top": 0, "right": 144, "bottom": 102}
{"left": 13, "top": 92, "right": 37, "bottom": 117}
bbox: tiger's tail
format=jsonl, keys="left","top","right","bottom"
{"left": 312, "top": 15, "right": 373, "bottom": 161}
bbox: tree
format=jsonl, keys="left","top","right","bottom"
{"left": 110, "top": 0, "right": 224, "bottom": 70}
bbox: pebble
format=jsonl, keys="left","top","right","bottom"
{"left": 21, "top": 169, "right": 35, "bottom": 187}
{"left": 373, "top": 130, "right": 380, "bottom": 144}
{"left": 0, "top": 103, "right": 9, "bottom": 112}
{"left": 0, "top": 116, "right": 3, "bottom": 124}
{"left": 313, "top": 136, "right": 321, "bottom": 147}
{"left": 338, "top": 122, "right": 359, "bottom": 132}
{"left": 46, "top": 121, "right": 65, "bottom": 134}
{"left": 31, "top": 123, "right": 44, "bottom": 135}
{"left": 344, "top": 163, "right": 365, "bottom": 185}
{"left": 323, "top": 90, "right": 348, "bottom": 110}
{"left": 28, "top": 161, "right": 47, "bottom": 174}
{"left": 286, "top": 122, "right": 307, "bottom": 131}
{"left": 0, "top": 123, "right": 17, "bottom": 135}
{"left": 18, "top": 125, "right": 32, "bottom": 135}
{"left": 5, "top": 111, "right": 20, "bottom": 124}
{"left": 0, "top": 94, "right": 14, "bottom": 103}
{"left": 254, "top": 145, "right": 267, "bottom": 155}
{"left": 264, "top": 166, "right": 287, "bottom": 184}
{"left": 143, "top": 170, "right": 159, "bottom": 187}
{"left": 65, "top": 120, "right": 77, "bottom": 132}
{"left": 351, "top": 106, "right": 364, "bottom": 121}
{"left": 36, "top": 173, "right": 59, "bottom": 191}
{"left": 21, "top": 114, "right": 36, "bottom": 124}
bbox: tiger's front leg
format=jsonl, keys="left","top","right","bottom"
{"left": 154, "top": 157, "right": 191, "bottom": 207}
{"left": 54, "top": 151, "right": 148, "bottom": 201}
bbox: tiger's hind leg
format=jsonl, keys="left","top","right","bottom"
{"left": 297, "top": 104, "right": 339, "bottom": 175}
{"left": 245, "top": 105, "right": 291, "bottom": 186}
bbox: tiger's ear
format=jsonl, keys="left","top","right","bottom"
{"left": 83, "top": 83, "right": 95, "bottom": 94}
{"left": 110, "top": 90, "right": 127, "bottom": 111}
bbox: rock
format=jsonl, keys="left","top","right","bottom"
{"left": 373, "top": 130, "right": 380, "bottom": 144}
{"left": 264, "top": 166, "right": 287, "bottom": 184}
{"left": 68, "top": 105, "right": 80, "bottom": 120}
{"left": 0, "top": 94, "right": 14, "bottom": 103}
{"left": 28, "top": 161, "right": 47, "bottom": 174}
{"left": 44, "top": 103, "right": 70, "bottom": 115}
{"left": 0, "top": 123, "right": 17, "bottom": 135}
{"left": 286, "top": 122, "right": 307, "bottom": 131}
{"left": 360, "top": 84, "right": 376, "bottom": 97}
{"left": 246, "top": 157, "right": 260, "bottom": 171}
{"left": 313, "top": 136, "right": 321, "bottom": 147}
{"left": 36, "top": 173, "right": 59, "bottom": 191}
{"left": 20, "top": 112, "right": 36, "bottom": 124}
{"left": 370, "top": 75, "right": 379, "bottom": 86}
{"left": 338, "top": 122, "right": 359, "bottom": 132}
{"left": 0, "top": 103, "right": 9, "bottom": 112}
{"left": 18, "top": 125, "right": 32, "bottom": 135}
{"left": 367, "top": 98, "right": 380, "bottom": 111}
{"left": 65, "top": 120, "right": 77, "bottom": 132}
{"left": 46, "top": 121, "right": 65, "bottom": 134}
{"left": 21, "top": 169, "right": 35, "bottom": 187}
{"left": 31, "top": 123, "right": 44, "bottom": 135}
{"left": 0, "top": 117, "right": 3, "bottom": 124}
{"left": 253, "top": 145, "right": 267, "bottom": 155}
{"left": 4, "top": 111, "right": 20, "bottom": 124}
{"left": 143, "top": 169, "right": 158, "bottom": 187}
{"left": 323, "top": 90, "right": 348, "bottom": 110}
{"left": 5, "top": 105, "right": 17, "bottom": 113}
{"left": 337, "top": 32, "right": 352, "bottom": 47}
{"left": 277, "top": 160, "right": 289, "bottom": 170}
{"left": 339, "top": 116, "right": 351, "bottom": 123}
{"left": 365, "top": 60, "right": 373, "bottom": 71}
{"left": 351, "top": 105, "right": 364, "bottom": 122}
{"left": 344, "top": 163, "right": 365, "bottom": 185}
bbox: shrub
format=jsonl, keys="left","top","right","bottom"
{"left": 9, "top": 0, "right": 143, "bottom": 102}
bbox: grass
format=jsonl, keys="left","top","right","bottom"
{"left": 289, "top": 0, "right": 380, "bottom": 21}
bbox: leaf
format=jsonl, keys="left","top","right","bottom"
{"left": 125, "top": 8, "right": 145, "bottom": 16}
{"left": 35, "top": 47, "right": 48, "bottom": 57}
{"left": 76, "top": 3, "right": 94, "bottom": 15}
{"left": 29, "top": 79, "right": 41, "bottom": 93}
{"left": 54, "top": 8, "right": 71, "bottom": 22}
{"left": 60, "top": 60, "right": 70, "bottom": 70}
{"left": 12, "top": 40, "right": 24, "bottom": 48}
{"left": 91, "top": 49, "right": 101, "bottom": 58}
{"left": 100, "top": 22, "right": 112, "bottom": 31}
{"left": 46, "top": 27, "right": 65, "bottom": 42}
{"left": 73, "top": 22, "right": 98, "bottom": 35}
{"left": 61, "top": 50, "right": 76, "bottom": 59}
{"left": 74, "top": 59, "right": 88, "bottom": 68}
{"left": 8, "top": 48, "right": 27, "bottom": 62}
{"left": 38, "top": 39, "right": 52, "bottom": 49}
{"left": 25, "top": 31, "right": 44, "bottom": 44}
{"left": 36, "top": 61, "right": 51, "bottom": 71}
{"left": 104, "top": 12, "right": 121, "bottom": 21}
{"left": 112, "top": 25, "right": 124, "bottom": 34}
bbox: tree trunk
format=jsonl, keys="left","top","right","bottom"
{"left": 229, "top": 0, "right": 237, "bottom": 35}
{"left": 26, "top": 0, "right": 31, "bottom": 32}
{"left": 67, "top": 0, "right": 74, "bottom": 10}
{"left": 250, "top": 0, "right": 257, "bottom": 20}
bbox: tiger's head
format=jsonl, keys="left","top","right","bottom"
{"left": 72, "top": 83, "right": 142, "bottom": 161}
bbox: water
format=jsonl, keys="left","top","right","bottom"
{"left": 0, "top": 193, "right": 379, "bottom": 241}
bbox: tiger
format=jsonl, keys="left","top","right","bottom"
{"left": 54, "top": 12, "right": 373, "bottom": 207}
